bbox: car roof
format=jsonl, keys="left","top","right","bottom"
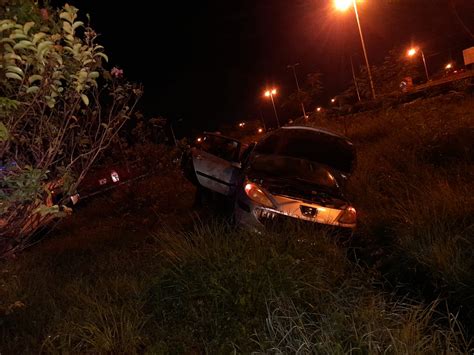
{"left": 203, "top": 131, "right": 241, "bottom": 142}
{"left": 280, "top": 125, "right": 351, "bottom": 143}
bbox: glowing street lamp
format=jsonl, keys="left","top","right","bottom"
{"left": 335, "top": 0, "right": 352, "bottom": 11}
{"left": 238, "top": 122, "right": 246, "bottom": 128}
{"left": 264, "top": 88, "right": 280, "bottom": 128}
{"left": 445, "top": 63, "right": 453, "bottom": 70}
{"left": 331, "top": 98, "right": 336, "bottom": 104}
{"left": 407, "top": 47, "right": 430, "bottom": 81}
{"left": 334, "top": 0, "right": 376, "bottom": 100}
{"left": 257, "top": 128, "right": 264, "bottom": 134}
{"left": 317, "top": 107, "right": 322, "bottom": 112}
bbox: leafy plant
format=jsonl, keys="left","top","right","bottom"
{"left": 0, "top": 2, "right": 142, "bottom": 256}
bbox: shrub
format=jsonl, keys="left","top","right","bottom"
{"left": 0, "top": 2, "right": 142, "bottom": 256}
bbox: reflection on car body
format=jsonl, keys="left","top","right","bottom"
{"left": 182, "top": 126, "right": 357, "bottom": 232}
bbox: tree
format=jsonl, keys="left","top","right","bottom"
{"left": 343, "top": 47, "right": 422, "bottom": 100}
{"left": 0, "top": 2, "right": 142, "bottom": 256}
{"left": 283, "top": 71, "right": 324, "bottom": 113}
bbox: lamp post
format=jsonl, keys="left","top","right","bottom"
{"left": 350, "top": 54, "right": 362, "bottom": 102}
{"left": 335, "top": 0, "right": 376, "bottom": 100}
{"left": 407, "top": 47, "right": 430, "bottom": 82}
{"left": 287, "top": 63, "right": 307, "bottom": 119}
{"left": 264, "top": 88, "right": 280, "bottom": 128}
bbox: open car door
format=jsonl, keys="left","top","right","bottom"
{"left": 191, "top": 133, "right": 242, "bottom": 196}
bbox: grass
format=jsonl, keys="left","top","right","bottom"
{"left": 311, "top": 92, "right": 474, "bottom": 322}
{"left": 0, "top": 93, "right": 473, "bottom": 352}
{"left": 2, "top": 219, "right": 472, "bottom": 353}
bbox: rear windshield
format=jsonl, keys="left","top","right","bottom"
{"left": 254, "top": 128, "right": 355, "bottom": 173}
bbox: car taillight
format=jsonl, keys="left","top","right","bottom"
{"left": 338, "top": 206, "right": 357, "bottom": 225}
{"left": 111, "top": 171, "right": 120, "bottom": 182}
{"left": 244, "top": 182, "right": 274, "bottom": 208}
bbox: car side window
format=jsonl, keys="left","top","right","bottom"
{"left": 201, "top": 135, "right": 240, "bottom": 162}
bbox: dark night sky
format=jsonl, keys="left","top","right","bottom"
{"left": 64, "top": 0, "right": 474, "bottom": 135}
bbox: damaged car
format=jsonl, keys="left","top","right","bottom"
{"left": 181, "top": 126, "right": 357, "bottom": 231}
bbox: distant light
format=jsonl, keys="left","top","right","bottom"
{"left": 317, "top": 107, "right": 322, "bottom": 112}
{"left": 264, "top": 88, "right": 277, "bottom": 97}
{"left": 445, "top": 63, "right": 453, "bottom": 70}
{"left": 238, "top": 122, "right": 246, "bottom": 127}
{"left": 331, "top": 98, "right": 336, "bottom": 103}
{"left": 258, "top": 128, "right": 263, "bottom": 133}
{"left": 196, "top": 137, "right": 202, "bottom": 143}
{"left": 334, "top": 0, "right": 353, "bottom": 11}
{"left": 407, "top": 48, "right": 417, "bottom": 57}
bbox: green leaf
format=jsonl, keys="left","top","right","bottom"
{"left": 9, "top": 33, "right": 29, "bottom": 40}
{"left": 28, "top": 74, "right": 43, "bottom": 84}
{"left": 88, "top": 71, "right": 100, "bottom": 79}
{"left": 94, "top": 52, "right": 108, "bottom": 62}
{"left": 4, "top": 53, "right": 22, "bottom": 61}
{"left": 1, "top": 38, "right": 16, "bottom": 45}
{"left": 26, "top": 86, "right": 40, "bottom": 94}
{"left": 37, "top": 41, "right": 53, "bottom": 54}
{"left": 0, "top": 22, "right": 15, "bottom": 32}
{"left": 72, "top": 21, "right": 84, "bottom": 30}
{"left": 5, "top": 72, "right": 22, "bottom": 81}
{"left": 6, "top": 65, "right": 24, "bottom": 77}
{"left": 81, "top": 94, "right": 89, "bottom": 106}
{"left": 63, "top": 21, "right": 73, "bottom": 34}
{"left": 13, "top": 40, "right": 33, "bottom": 50}
{"left": 23, "top": 22, "right": 35, "bottom": 34}
{"left": 32, "top": 32, "right": 47, "bottom": 44}
{"left": 0, "top": 122, "right": 9, "bottom": 142}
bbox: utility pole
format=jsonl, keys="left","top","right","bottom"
{"left": 352, "top": 1, "right": 376, "bottom": 100}
{"left": 258, "top": 107, "right": 267, "bottom": 131}
{"left": 287, "top": 63, "right": 307, "bottom": 119}
{"left": 350, "top": 55, "right": 361, "bottom": 102}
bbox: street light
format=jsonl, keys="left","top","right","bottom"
{"left": 407, "top": 47, "right": 430, "bottom": 81}
{"left": 264, "top": 88, "right": 280, "bottom": 128}
{"left": 445, "top": 63, "right": 453, "bottom": 70}
{"left": 287, "top": 63, "right": 307, "bottom": 119}
{"left": 335, "top": 0, "right": 376, "bottom": 100}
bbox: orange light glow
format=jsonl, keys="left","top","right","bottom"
{"left": 196, "top": 137, "right": 202, "bottom": 143}
{"left": 317, "top": 107, "right": 322, "bottom": 112}
{"left": 264, "top": 88, "right": 277, "bottom": 97}
{"left": 445, "top": 63, "right": 453, "bottom": 70}
{"left": 334, "top": 0, "right": 353, "bottom": 11}
{"left": 258, "top": 128, "right": 263, "bottom": 133}
{"left": 331, "top": 98, "right": 336, "bottom": 103}
{"left": 407, "top": 48, "right": 417, "bottom": 57}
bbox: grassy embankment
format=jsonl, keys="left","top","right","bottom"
{"left": 1, "top": 94, "right": 473, "bottom": 353}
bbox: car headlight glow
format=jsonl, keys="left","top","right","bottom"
{"left": 244, "top": 182, "right": 274, "bottom": 208}
{"left": 338, "top": 206, "right": 357, "bottom": 225}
